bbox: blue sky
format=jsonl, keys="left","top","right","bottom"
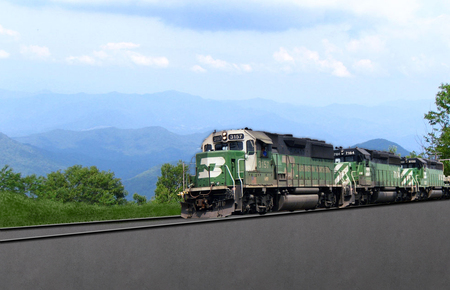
{"left": 1, "top": 0, "right": 450, "bottom": 105}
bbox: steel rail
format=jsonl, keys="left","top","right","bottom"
{"left": 0, "top": 215, "right": 181, "bottom": 231}
{"left": 2, "top": 199, "right": 447, "bottom": 244}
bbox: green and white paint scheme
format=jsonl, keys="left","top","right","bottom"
{"left": 401, "top": 158, "right": 445, "bottom": 199}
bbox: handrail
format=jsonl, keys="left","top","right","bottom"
{"left": 237, "top": 158, "right": 245, "bottom": 198}
{"left": 224, "top": 164, "right": 236, "bottom": 193}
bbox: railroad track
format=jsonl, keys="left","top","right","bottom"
{"left": 1, "top": 199, "right": 446, "bottom": 243}
{"left": 0, "top": 215, "right": 184, "bottom": 242}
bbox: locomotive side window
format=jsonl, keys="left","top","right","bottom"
{"left": 204, "top": 144, "right": 213, "bottom": 152}
{"left": 246, "top": 140, "right": 255, "bottom": 155}
{"left": 344, "top": 156, "right": 355, "bottom": 162}
{"left": 260, "top": 144, "right": 271, "bottom": 158}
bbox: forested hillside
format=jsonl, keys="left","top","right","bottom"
{"left": 1, "top": 127, "right": 204, "bottom": 199}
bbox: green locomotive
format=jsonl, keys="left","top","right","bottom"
{"left": 333, "top": 148, "right": 402, "bottom": 205}
{"left": 181, "top": 129, "right": 449, "bottom": 218}
{"left": 181, "top": 129, "right": 335, "bottom": 218}
{"left": 401, "top": 157, "right": 447, "bottom": 200}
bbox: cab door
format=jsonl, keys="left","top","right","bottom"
{"left": 245, "top": 140, "right": 257, "bottom": 172}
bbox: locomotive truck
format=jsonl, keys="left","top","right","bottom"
{"left": 180, "top": 129, "right": 449, "bottom": 218}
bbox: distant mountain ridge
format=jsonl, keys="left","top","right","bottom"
{"left": 5, "top": 127, "right": 204, "bottom": 199}
{"left": 352, "top": 139, "right": 411, "bottom": 157}
{"left": 14, "top": 126, "right": 204, "bottom": 180}
{"left": 0, "top": 132, "right": 67, "bottom": 176}
{"left": 0, "top": 89, "right": 433, "bottom": 152}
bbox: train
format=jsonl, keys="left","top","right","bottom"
{"left": 180, "top": 129, "right": 450, "bottom": 218}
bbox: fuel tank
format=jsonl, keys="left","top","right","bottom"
{"left": 372, "top": 191, "right": 396, "bottom": 203}
{"left": 277, "top": 194, "right": 319, "bottom": 211}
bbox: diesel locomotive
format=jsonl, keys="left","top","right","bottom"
{"left": 180, "top": 129, "right": 449, "bottom": 218}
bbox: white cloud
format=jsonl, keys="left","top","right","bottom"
{"left": 0, "top": 24, "right": 19, "bottom": 38}
{"left": 275, "top": 46, "right": 351, "bottom": 77}
{"left": 101, "top": 42, "right": 140, "bottom": 50}
{"left": 197, "top": 55, "right": 228, "bottom": 69}
{"left": 353, "top": 59, "right": 375, "bottom": 72}
{"left": 273, "top": 47, "right": 294, "bottom": 62}
{"left": 0, "top": 50, "right": 10, "bottom": 59}
{"left": 240, "top": 64, "right": 252, "bottom": 72}
{"left": 196, "top": 55, "right": 252, "bottom": 73}
{"left": 272, "top": 0, "right": 422, "bottom": 23}
{"left": 20, "top": 45, "right": 51, "bottom": 59}
{"left": 93, "top": 50, "right": 109, "bottom": 59}
{"left": 66, "top": 55, "right": 97, "bottom": 65}
{"left": 347, "top": 36, "right": 386, "bottom": 53}
{"left": 64, "top": 43, "right": 169, "bottom": 67}
{"left": 191, "top": 65, "right": 207, "bottom": 73}
{"left": 127, "top": 51, "right": 169, "bottom": 67}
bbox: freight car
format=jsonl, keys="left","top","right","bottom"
{"left": 180, "top": 129, "right": 449, "bottom": 218}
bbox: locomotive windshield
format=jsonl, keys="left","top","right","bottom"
{"left": 215, "top": 141, "right": 244, "bottom": 151}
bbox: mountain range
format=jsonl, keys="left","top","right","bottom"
{"left": 0, "top": 89, "right": 433, "bottom": 152}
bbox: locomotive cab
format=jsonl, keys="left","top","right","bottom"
{"left": 334, "top": 147, "right": 371, "bottom": 187}
{"left": 401, "top": 157, "right": 445, "bottom": 199}
{"left": 181, "top": 129, "right": 271, "bottom": 218}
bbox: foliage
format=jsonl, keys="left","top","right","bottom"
{"left": 35, "top": 165, "right": 128, "bottom": 206}
{"left": 153, "top": 161, "right": 187, "bottom": 204}
{"left": 388, "top": 145, "right": 400, "bottom": 156}
{"left": 0, "top": 165, "right": 44, "bottom": 196}
{"left": 132, "top": 193, "right": 147, "bottom": 205}
{"left": 405, "top": 151, "right": 425, "bottom": 159}
{"left": 0, "top": 190, "right": 180, "bottom": 228}
{"left": 424, "top": 83, "right": 450, "bottom": 174}
{"left": 0, "top": 165, "right": 25, "bottom": 194}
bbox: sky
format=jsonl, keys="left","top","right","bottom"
{"left": 1, "top": 0, "right": 450, "bottom": 106}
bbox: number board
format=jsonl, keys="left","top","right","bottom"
{"left": 228, "top": 134, "right": 244, "bottom": 140}
{"left": 213, "top": 136, "right": 222, "bottom": 142}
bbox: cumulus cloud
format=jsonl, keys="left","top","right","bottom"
{"left": 127, "top": 51, "right": 169, "bottom": 67}
{"left": 347, "top": 36, "right": 386, "bottom": 53}
{"left": 0, "top": 50, "right": 10, "bottom": 59}
{"left": 353, "top": 59, "right": 374, "bottom": 71}
{"left": 101, "top": 42, "right": 140, "bottom": 50}
{"left": 274, "top": 46, "right": 351, "bottom": 77}
{"left": 65, "top": 42, "right": 169, "bottom": 67}
{"left": 196, "top": 55, "right": 252, "bottom": 73}
{"left": 191, "top": 65, "right": 207, "bottom": 73}
{"left": 0, "top": 24, "right": 19, "bottom": 38}
{"left": 273, "top": 47, "right": 294, "bottom": 62}
{"left": 20, "top": 45, "right": 51, "bottom": 59}
{"left": 66, "top": 55, "right": 97, "bottom": 65}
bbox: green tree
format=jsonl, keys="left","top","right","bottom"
{"left": 424, "top": 83, "right": 450, "bottom": 174}
{"left": 388, "top": 145, "right": 399, "bottom": 156}
{"left": 36, "top": 165, "right": 128, "bottom": 205}
{"left": 0, "top": 165, "right": 45, "bottom": 196}
{"left": 132, "top": 193, "right": 147, "bottom": 205}
{"left": 0, "top": 165, "right": 25, "bottom": 194}
{"left": 153, "top": 161, "right": 186, "bottom": 204}
{"left": 405, "top": 151, "right": 425, "bottom": 159}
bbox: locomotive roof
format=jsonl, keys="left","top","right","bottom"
{"left": 334, "top": 147, "right": 401, "bottom": 165}
{"left": 402, "top": 157, "right": 444, "bottom": 170}
{"left": 334, "top": 147, "right": 371, "bottom": 159}
{"left": 247, "top": 131, "right": 273, "bottom": 144}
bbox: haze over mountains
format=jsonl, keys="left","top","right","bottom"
{"left": 0, "top": 89, "right": 432, "bottom": 198}
{"left": 1, "top": 89, "right": 432, "bottom": 151}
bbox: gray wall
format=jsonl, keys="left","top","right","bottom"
{"left": 2, "top": 200, "right": 450, "bottom": 290}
